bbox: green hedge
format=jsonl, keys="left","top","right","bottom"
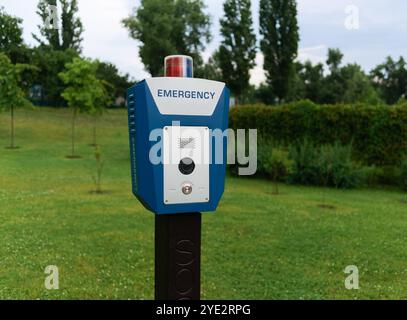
{"left": 229, "top": 100, "right": 407, "bottom": 166}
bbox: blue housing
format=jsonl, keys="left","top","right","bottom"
{"left": 127, "top": 79, "right": 230, "bottom": 215}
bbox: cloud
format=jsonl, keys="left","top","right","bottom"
{"left": 1, "top": 0, "right": 148, "bottom": 80}
{"left": 2, "top": 0, "right": 407, "bottom": 83}
{"left": 249, "top": 45, "right": 328, "bottom": 87}
{"left": 297, "top": 45, "right": 328, "bottom": 65}
{"left": 78, "top": 0, "right": 148, "bottom": 80}
{"left": 250, "top": 52, "right": 266, "bottom": 87}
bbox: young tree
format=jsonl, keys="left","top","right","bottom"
{"left": 89, "top": 74, "right": 112, "bottom": 146}
{"left": 91, "top": 145, "right": 104, "bottom": 194}
{"left": 218, "top": 0, "right": 257, "bottom": 102}
{"left": 370, "top": 56, "right": 407, "bottom": 104}
{"left": 122, "top": 0, "right": 211, "bottom": 76}
{"left": 59, "top": 58, "right": 109, "bottom": 158}
{"left": 259, "top": 0, "right": 299, "bottom": 103}
{"left": 34, "top": 0, "right": 83, "bottom": 52}
{"left": 0, "top": 53, "right": 32, "bottom": 149}
{"left": 88, "top": 101, "right": 107, "bottom": 147}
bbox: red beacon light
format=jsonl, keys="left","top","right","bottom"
{"left": 164, "top": 55, "right": 194, "bottom": 78}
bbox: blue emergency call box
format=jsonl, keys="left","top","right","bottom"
{"left": 127, "top": 75, "right": 230, "bottom": 215}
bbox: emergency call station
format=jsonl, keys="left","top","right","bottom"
{"left": 127, "top": 55, "right": 229, "bottom": 300}
{"left": 127, "top": 55, "right": 230, "bottom": 215}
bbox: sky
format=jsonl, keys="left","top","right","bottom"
{"left": 1, "top": 0, "right": 407, "bottom": 86}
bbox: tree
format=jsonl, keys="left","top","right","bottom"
{"left": 89, "top": 61, "right": 117, "bottom": 146}
{"left": 0, "top": 53, "right": 33, "bottom": 149}
{"left": 341, "top": 64, "right": 380, "bottom": 104}
{"left": 122, "top": 0, "right": 211, "bottom": 76}
{"left": 297, "top": 61, "right": 324, "bottom": 103}
{"left": 28, "top": 47, "right": 78, "bottom": 106}
{"left": 173, "top": 0, "right": 212, "bottom": 77}
{"left": 321, "top": 48, "right": 344, "bottom": 103}
{"left": 59, "top": 58, "right": 110, "bottom": 158}
{"left": 88, "top": 86, "right": 111, "bottom": 147}
{"left": 286, "top": 61, "right": 306, "bottom": 101}
{"left": 322, "top": 49, "right": 380, "bottom": 104}
{"left": 199, "top": 51, "right": 223, "bottom": 81}
{"left": 0, "top": 7, "right": 28, "bottom": 64}
{"left": 254, "top": 83, "right": 276, "bottom": 104}
{"left": 259, "top": 0, "right": 299, "bottom": 103}
{"left": 95, "top": 61, "right": 133, "bottom": 106}
{"left": 370, "top": 56, "right": 407, "bottom": 104}
{"left": 34, "top": 0, "right": 83, "bottom": 52}
{"left": 326, "top": 48, "right": 343, "bottom": 74}
{"left": 218, "top": 0, "right": 257, "bottom": 102}
{"left": 91, "top": 145, "right": 105, "bottom": 194}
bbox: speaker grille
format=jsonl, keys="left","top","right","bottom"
{"left": 179, "top": 137, "right": 196, "bottom": 149}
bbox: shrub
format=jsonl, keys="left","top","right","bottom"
{"left": 229, "top": 101, "right": 407, "bottom": 166}
{"left": 255, "top": 137, "right": 291, "bottom": 177}
{"left": 374, "top": 166, "right": 400, "bottom": 186}
{"left": 255, "top": 136, "right": 273, "bottom": 176}
{"left": 288, "top": 140, "right": 320, "bottom": 185}
{"left": 397, "top": 97, "right": 407, "bottom": 107}
{"left": 288, "top": 141, "right": 360, "bottom": 189}
{"left": 399, "top": 157, "right": 407, "bottom": 191}
{"left": 355, "top": 166, "right": 378, "bottom": 187}
{"left": 318, "top": 143, "right": 359, "bottom": 189}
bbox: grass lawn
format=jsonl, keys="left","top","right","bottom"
{"left": 0, "top": 107, "right": 406, "bottom": 300}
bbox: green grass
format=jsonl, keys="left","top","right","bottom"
{"left": 0, "top": 107, "right": 406, "bottom": 300}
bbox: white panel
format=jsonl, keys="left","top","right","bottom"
{"left": 163, "top": 126, "right": 210, "bottom": 205}
{"left": 146, "top": 78, "right": 225, "bottom": 116}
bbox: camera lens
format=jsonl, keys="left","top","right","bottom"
{"left": 179, "top": 158, "right": 195, "bottom": 175}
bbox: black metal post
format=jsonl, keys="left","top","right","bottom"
{"left": 155, "top": 212, "right": 201, "bottom": 300}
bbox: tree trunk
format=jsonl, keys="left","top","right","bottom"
{"left": 10, "top": 105, "right": 15, "bottom": 149}
{"left": 92, "top": 117, "right": 97, "bottom": 146}
{"left": 71, "top": 108, "right": 77, "bottom": 157}
{"left": 273, "top": 172, "right": 279, "bottom": 195}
